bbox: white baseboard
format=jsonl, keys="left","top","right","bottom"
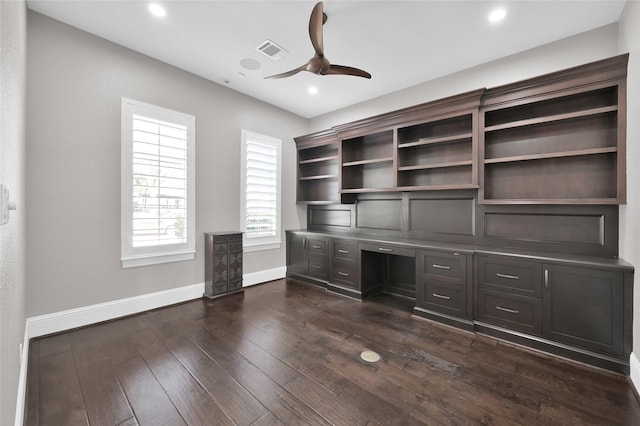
{"left": 27, "top": 282, "right": 205, "bottom": 339}
{"left": 243, "top": 266, "right": 286, "bottom": 287}
{"left": 26, "top": 267, "right": 287, "bottom": 339}
{"left": 630, "top": 352, "right": 640, "bottom": 394}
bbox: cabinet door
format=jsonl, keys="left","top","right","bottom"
{"left": 543, "top": 264, "right": 624, "bottom": 357}
{"left": 286, "top": 233, "right": 307, "bottom": 277}
{"left": 211, "top": 241, "right": 229, "bottom": 295}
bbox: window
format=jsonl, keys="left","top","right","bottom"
{"left": 121, "top": 98, "right": 195, "bottom": 268}
{"left": 240, "top": 130, "right": 282, "bottom": 252}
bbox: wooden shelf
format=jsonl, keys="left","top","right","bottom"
{"left": 484, "top": 147, "right": 617, "bottom": 165}
{"left": 340, "top": 187, "right": 397, "bottom": 194}
{"left": 398, "top": 132, "right": 473, "bottom": 149}
{"left": 398, "top": 160, "right": 472, "bottom": 171}
{"left": 396, "top": 184, "right": 480, "bottom": 192}
{"left": 480, "top": 198, "right": 620, "bottom": 205}
{"left": 299, "top": 155, "right": 339, "bottom": 165}
{"left": 342, "top": 157, "right": 394, "bottom": 167}
{"left": 299, "top": 174, "right": 338, "bottom": 181}
{"left": 484, "top": 105, "right": 617, "bottom": 133}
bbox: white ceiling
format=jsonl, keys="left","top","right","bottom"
{"left": 27, "top": 0, "right": 627, "bottom": 118}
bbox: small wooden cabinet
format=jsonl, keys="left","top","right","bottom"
{"left": 203, "top": 232, "right": 243, "bottom": 299}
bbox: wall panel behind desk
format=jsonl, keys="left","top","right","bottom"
{"left": 307, "top": 191, "right": 618, "bottom": 257}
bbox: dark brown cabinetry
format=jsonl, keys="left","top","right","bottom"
{"left": 477, "top": 256, "right": 543, "bottom": 335}
{"left": 294, "top": 130, "right": 340, "bottom": 204}
{"left": 203, "top": 232, "right": 243, "bottom": 299}
{"left": 414, "top": 249, "right": 473, "bottom": 330}
{"left": 286, "top": 230, "right": 633, "bottom": 373}
{"left": 479, "top": 55, "right": 628, "bottom": 204}
{"left": 341, "top": 130, "right": 395, "bottom": 193}
{"left": 476, "top": 253, "right": 632, "bottom": 371}
{"left": 328, "top": 239, "right": 359, "bottom": 298}
{"left": 285, "top": 231, "right": 329, "bottom": 284}
{"left": 543, "top": 264, "right": 625, "bottom": 357}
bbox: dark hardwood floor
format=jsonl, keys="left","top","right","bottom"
{"left": 26, "top": 279, "right": 640, "bottom": 425}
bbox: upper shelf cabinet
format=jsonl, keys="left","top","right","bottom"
{"left": 341, "top": 129, "right": 395, "bottom": 193}
{"left": 335, "top": 89, "right": 484, "bottom": 195}
{"left": 294, "top": 130, "right": 340, "bottom": 204}
{"left": 396, "top": 112, "right": 478, "bottom": 191}
{"left": 479, "top": 54, "right": 628, "bottom": 205}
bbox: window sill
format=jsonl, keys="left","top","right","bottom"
{"left": 121, "top": 250, "right": 195, "bottom": 268}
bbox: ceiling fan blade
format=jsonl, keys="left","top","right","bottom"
{"left": 309, "top": 2, "right": 324, "bottom": 56}
{"left": 325, "top": 64, "right": 372, "bottom": 79}
{"left": 264, "top": 64, "right": 308, "bottom": 79}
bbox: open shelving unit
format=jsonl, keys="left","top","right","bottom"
{"left": 294, "top": 130, "right": 341, "bottom": 204}
{"left": 396, "top": 112, "right": 478, "bottom": 191}
{"left": 340, "top": 129, "right": 396, "bottom": 193}
{"left": 479, "top": 57, "right": 628, "bottom": 205}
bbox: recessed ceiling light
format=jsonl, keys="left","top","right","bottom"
{"left": 488, "top": 8, "right": 506, "bottom": 23}
{"left": 308, "top": 87, "right": 318, "bottom": 95}
{"left": 148, "top": 3, "right": 166, "bottom": 18}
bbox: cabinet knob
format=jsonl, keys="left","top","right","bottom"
{"left": 432, "top": 293, "right": 451, "bottom": 300}
{"left": 432, "top": 264, "right": 451, "bottom": 270}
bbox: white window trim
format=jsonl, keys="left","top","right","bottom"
{"left": 121, "top": 98, "right": 196, "bottom": 268}
{"left": 240, "top": 129, "right": 282, "bottom": 252}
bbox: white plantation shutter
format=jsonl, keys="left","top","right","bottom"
{"left": 246, "top": 141, "right": 278, "bottom": 237}
{"left": 241, "top": 130, "right": 282, "bottom": 250}
{"left": 121, "top": 98, "right": 195, "bottom": 268}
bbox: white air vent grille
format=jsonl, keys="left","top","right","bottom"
{"left": 256, "top": 40, "right": 288, "bottom": 60}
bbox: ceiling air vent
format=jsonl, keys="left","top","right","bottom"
{"left": 256, "top": 39, "right": 288, "bottom": 60}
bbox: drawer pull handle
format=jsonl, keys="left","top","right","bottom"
{"left": 432, "top": 293, "right": 451, "bottom": 300}
{"left": 496, "top": 273, "right": 520, "bottom": 280}
{"left": 311, "top": 245, "right": 322, "bottom": 249}
{"left": 378, "top": 247, "right": 393, "bottom": 252}
{"left": 544, "top": 269, "right": 549, "bottom": 289}
{"left": 338, "top": 249, "right": 350, "bottom": 254}
{"left": 432, "top": 264, "right": 451, "bottom": 270}
{"left": 338, "top": 272, "right": 350, "bottom": 277}
{"left": 311, "top": 265, "right": 321, "bottom": 269}
{"left": 496, "top": 306, "right": 520, "bottom": 315}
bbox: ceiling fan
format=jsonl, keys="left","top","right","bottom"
{"left": 265, "top": 2, "right": 372, "bottom": 80}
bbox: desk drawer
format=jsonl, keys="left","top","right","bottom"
{"left": 477, "top": 290, "right": 542, "bottom": 335}
{"left": 360, "top": 242, "right": 415, "bottom": 258}
{"left": 333, "top": 239, "right": 357, "bottom": 261}
{"left": 307, "top": 256, "right": 328, "bottom": 280}
{"left": 307, "top": 237, "right": 329, "bottom": 256}
{"left": 419, "top": 250, "right": 467, "bottom": 283}
{"left": 478, "top": 256, "right": 542, "bottom": 297}
{"left": 330, "top": 259, "right": 358, "bottom": 288}
{"left": 417, "top": 279, "right": 467, "bottom": 317}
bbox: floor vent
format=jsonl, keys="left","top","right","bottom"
{"left": 360, "top": 350, "right": 381, "bottom": 363}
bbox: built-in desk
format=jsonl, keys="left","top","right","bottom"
{"left": 285, "top": 229, "right": 634, "bottom": 374}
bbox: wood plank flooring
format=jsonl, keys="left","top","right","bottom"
{"left": 26, "top": 279, "right": 640, "bottom": 425}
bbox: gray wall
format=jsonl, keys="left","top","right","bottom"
{"left": 26, "top": 11, "right": 308, "bottom": 317}
{"left": 0, "top": 1, "right": 27, "bottom": 424}
{"left": 619, "top": 0, "right": 640, "bottom": 360}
